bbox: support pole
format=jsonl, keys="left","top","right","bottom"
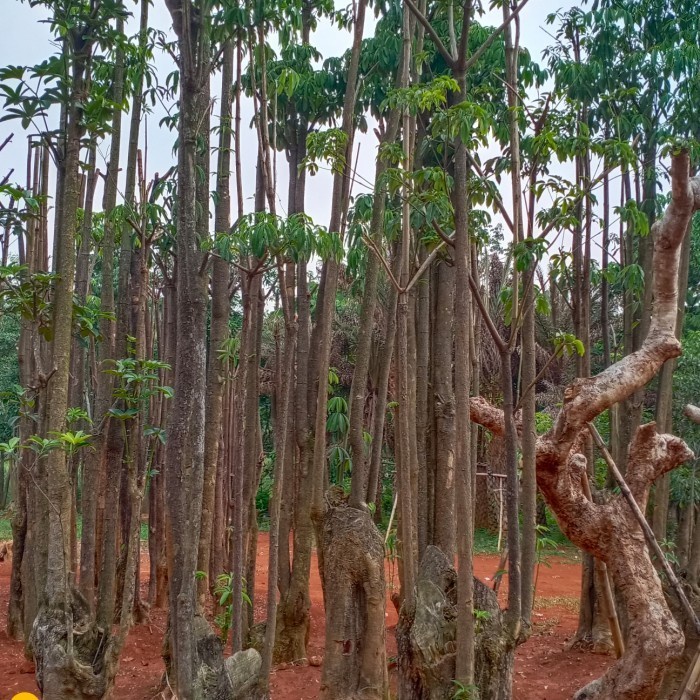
{"left": 580, "top": 470, "right": 625, "bottom": 658}
{"left": 588, "top": 422, "right": 700, "bottom": 637}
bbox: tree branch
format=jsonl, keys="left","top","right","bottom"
{"left": 468, "top": 272, "right": 506, "bottom": 353}
{"left": 461, "top": 0, "right": 531, "bottom": 75}
{"left": 469, "top": 396, "right": 521, "bottom": 438}
{"left": 404, "top": 0, "right": 456, "bottom": 69}
{"left": 540, "top": 151, "right": 700, "bottom": 465}
{"left": 362, "top": 234, "right": 402, "bottom": 292}
{"left": 466, "top": 151, "right": 514, "bottom": 233}
{"left": 404, "top": 241, "right": 446, "bottom": 294}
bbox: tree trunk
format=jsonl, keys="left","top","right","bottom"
{"left": 431, "top": 261, "right": 455, "bottom": 559}
{"left": 197, "top": 38, "right": 233, "bottom": 604}
{"left": 160, "top": 2, "right": 229, "bottom": 693}
{"left": 319, "top": 490, "right": 388, "bottom": 700}
{"left": 30, "top": 33, "right": 91, "bottom": 697}
{"left": 652, "top": 215, "right": 692, "bottom": 541}
{"left": 396, "top": 546, "right": 514, "bottom": 700}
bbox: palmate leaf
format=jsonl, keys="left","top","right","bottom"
{"left": 0, "top": 437, "right": 20, "bottom": 454}
{"left": 108, "top": 407, "right": 139, "bottom": 420}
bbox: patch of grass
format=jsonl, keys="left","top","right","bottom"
{"left": 474, "top": 524, "right": 579, "bottom": 559}
{"left": 474, "top": 528, "right": 500, "bottom": 554}
{"left": 0, "top": 515, "right": 149, "bottom": 542}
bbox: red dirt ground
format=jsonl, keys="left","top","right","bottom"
{"left": 0, "top": 538, "right": 610, "bottom": 699}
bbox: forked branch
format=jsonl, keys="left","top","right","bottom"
{"left": 469, "top": 149, "right": 700, "bottom": 700}
{"left": 539, "top": 151, "right": 700, "bottom": 466}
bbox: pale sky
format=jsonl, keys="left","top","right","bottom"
{"left": 0, "top": 0, "right": 579, "bottom": 246}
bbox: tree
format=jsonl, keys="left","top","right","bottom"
{"left": 471, "top": 149, "right": 700, "bottom": 700}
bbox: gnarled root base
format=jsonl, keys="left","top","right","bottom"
{"left": 162, "top": 614, "right": 262, "bottom": 699}
{"left": 273, "top": 598, "right": 311, "bottom": 663}
{"left": 396, "top": 546, "right": 514, "bottom": 700}
{"left": 29, "top": 589, "right": 111, "bottom": 700}
{"left": 318, "top": 489, "right": 388, "bottom": 700}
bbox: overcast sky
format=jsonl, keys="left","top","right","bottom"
{"left": 0, "top": 0, "right": 579, "bottom": 244}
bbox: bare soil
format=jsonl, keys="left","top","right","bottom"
{"left": 0, "top": 538, "right": 610, "bottom": 699}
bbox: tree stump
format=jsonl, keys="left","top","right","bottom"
{"left": 396, "top": 546, "right": 514, "bottom": 699}
{"left": 318, "top": 488, "right": 388, "bottom": 700}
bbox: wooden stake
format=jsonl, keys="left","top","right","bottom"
{"left": 497, "top": 481, "right": 504, "bottom": 552}
{"left": 493, "top": 546, "right": 508, "bottom": 595}
{"left": 677, "top": 647, "right": 700, "bottom": 700}
{"left": 385, "top": 492, "right": 398, "bottom": 546}
{"left": 588, "top": 422, "right": 700, "bottom": 639}
{"left": 580, "top": 471, "right": 625, "bottom": 658}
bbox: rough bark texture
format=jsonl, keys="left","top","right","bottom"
{"left": 470, "top": 152, "right": 700, "bottom": 700}
{"left": 198, "top": 38, "right": 233, "bottom": 604}
{"left": 79, "top": 21, "right": 126, "bottom": 610}
{"left": 33, "top": 31, "right": 88, "bottom": 695}
{"left": 431, "top": 261, "right": 455, "bottom": 560}
{"left": 30, "top": 592, "right": 109, "bottom": 700}
{"left": 319, "top": 488, "right": 387, "bottom": 700}
{"left": 396, "top": 546, "right": 513, "bottom": 700}
{"left": 162, "top": 1, "right": 219, "bottom": 695}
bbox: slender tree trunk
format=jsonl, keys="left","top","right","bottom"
{"left": 161, "top": 2, "right": 217, "bottom": 693}
{"left": 366, "top": 246, "right": 400, "bottom": 509}
{"left": 197, "top": 39, "right": 233, "bottom": 604}
{"left": 347, "top": 104, "right": 402, "bottom": 509}
{"left": 396, "top": 30, "right": 416, "bottom": 601}
{"left": 80, "top": 21, "right": 126, "bottom": 611}
{"left": 432, "top": 260, "right": 455, "bottom": 558}
{"left": 30, "top": 37, "right": 87, "bottom": 697}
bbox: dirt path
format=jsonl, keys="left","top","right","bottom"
{"left": 0, "top": 538, "right": 610, "bottom": 699}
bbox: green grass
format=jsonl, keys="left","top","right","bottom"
{"left": 0, "top": 514, "right": 149, "bottom": 542}
{"left": 474, "top": 528, "right": 500, "bottom": 554}
{"left": 474, "top": 524, "right": 577, "bottom": 559}
{"left": 0, "top": 516, "right": 11, "bottom": 540}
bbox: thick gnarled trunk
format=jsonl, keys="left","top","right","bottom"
{"left": 319, "top": 491, "right": 387, "bottom": 700}
{"left": 396, "top": 546, "right": 514, "bottom": 700}
{"left": 471, "top": 152, "right": 700, "bottom": 700}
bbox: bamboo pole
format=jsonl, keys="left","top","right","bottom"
{"left": 497, "top": 481, "right": 504, "bottom": 552}
{"left": 580, "top": 470, "right": 625, "bottom": 658}
{"left": 385, "top": 492, "right": 398, "bottom": 546}
{"left": 588, "top": 422, "right": 700, "bottom": 637}
{"left": 677, "top": 649, "right": 700, "bottom": 700}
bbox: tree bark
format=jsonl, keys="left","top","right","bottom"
{"left": 161, "top": 1, "right": 219, "bottom": 694}
{"left": 197, "top": 38, "right": 233, "bottom": 604}
{"left": 319, "top": 490, "right": 387, "bottom": 700}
